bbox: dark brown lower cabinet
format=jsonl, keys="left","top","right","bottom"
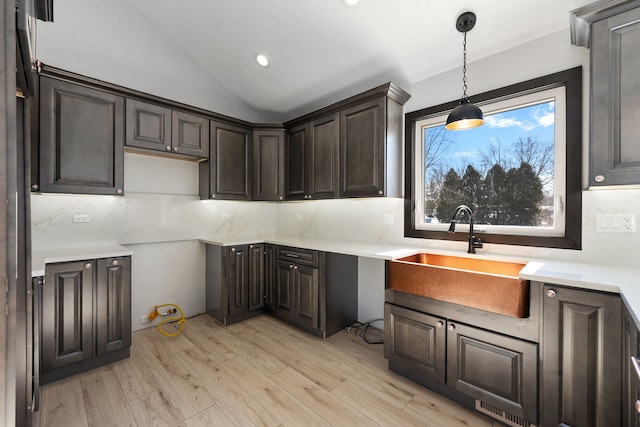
{"left": 384, "top": 304, "right": 446, "bottom": 384}
{"left": 273, "top": 246, "right": 357, "bottom": 338}
{"left": 624, "top": 305, "right": 640, "bottom": 427}
{"left": 384, "top": 302, "right": 538, "bottom": 426}
{"left": 541, "top": 285, "right": 622, "bottom": 427}
{"left": 40, "top": 257, "right": 131, "bottom": 384}
{"left": 447, "top": 321, "right": 537, "bottom": 423}
{"left": 205, "top": 244, "right": 265, "bottom": 325}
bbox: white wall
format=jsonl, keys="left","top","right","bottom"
{"left": 31, "top": 154, "right": 278, "bottom": 329}
{"left": 36, "top": 0, "right": 266, "bottom": 123}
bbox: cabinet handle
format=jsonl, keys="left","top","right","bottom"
{"left": 594, "top": 174, "right": 605, "bottom": 183}
{"left": 447, "top": 324, "right": 455, "bottom": 331}
{"left": 84, "top": 262, "right": 92, "bottom": 269}
{"left": 111, "top": 259, "right": 119, "bottom": 266}
{"left": 436, "top": 321, "right": 444, "bottom": 328}
{"left": 285, "top": 253, "right": 299, "bottom": 258}
{"left": 546, "top": 289, "right": 557, "bottom": 298}
{"left": 166, "top": 146, "right": 172, "bottom": 151}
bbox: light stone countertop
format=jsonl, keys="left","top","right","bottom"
{"left": 32, "top": 236, "right": 640, "bottom": 325}
{"left": 32, "top": 244, "right": 133, "bottom": 277}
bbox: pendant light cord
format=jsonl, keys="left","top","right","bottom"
{"left": 462, "top": 29, "right": 468, "bottom": 99}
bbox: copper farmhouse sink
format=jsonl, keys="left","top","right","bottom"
{"left": 388, "top": 253, "right": 529, "bottom": 318}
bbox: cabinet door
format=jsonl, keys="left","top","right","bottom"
{"left": 125, "top": 99, "right": 172, "bottom": 153}
{"left": 340, "top": 96, "right": 386, "bottom": 197}
{"left": 228, "top": 246, "right": 249, "bottom": 317}
{"left": 286, "top": 123, "right": 308, "bottom": 200}
{"left": 308, "top": 113, "right": 339, "bottom": 199}
{"left": 384, "top": 303, "right": 446, "bottom": 385}
{"left": 447, "top": 321, "right": 538, "bottom": 424}
{"left": 264, "top": 245, "right": 276, "bottom": 311}
{"left": 39, "top": 76, "right": 124, "bottom": 195}
{"left": 624, "top": 306, "right": 640, "bottom": 427}
{"left": 41, "top": 260, "right": 94, "bottom": 370}
{"left": 96, "top": 257, "right": 131, "bottom": 355}
{"left": 293, "top": 265, "right": 319, "bottom": 330}
{"left": 542, "top": 285, "right": 622, "bottom": 427}
{"left": 248, "top": 244, "right": 265, "bottom": 312}
{"left": 590, "top": 7, "right": 640, "bottom": 186}
{"left": 209, "top": 121, "right": 252, "bottom": 200}
{"left": 275, "top": 261, "right": 295, "bottom": 320}
{"left": 253, "top": 129, "right": 285, "bottom": 201}
{"left": 172, "top": 110, "right": 208, "bottom": 158}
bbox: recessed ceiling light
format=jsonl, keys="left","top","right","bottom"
{"left": 255, "top": 54, "right": 270, "bottom": 68}
{"left": 341, "top": 0, "right": 361, "bottom": 8}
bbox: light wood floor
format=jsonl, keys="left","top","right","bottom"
{"left": 36, "top": 314, "right": 499, "bottom": 427}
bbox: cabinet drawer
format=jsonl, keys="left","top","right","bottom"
{"left": 276, "top": 246, "right": 318, "bottom": 267}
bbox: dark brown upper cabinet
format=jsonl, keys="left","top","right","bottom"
{"left": 126, "top": 98, "right": 208, "bottom": 159}
{"left": 202, "top": 120, "right": 252, "bottom": 200}
{"left": 253, "top": 128, "right": 285, "bottom": 201}
{"left": 284, "top": 82, "right": 409, "bottom": 200}
{"left": 37, "top": 76, "right": 125, "bottom": 195}
{"left": 340, "top": 96, "right": 387, "bottom": 197}
{"left": 285, "top": 113, "right": 339, "bottom": 200}
{"left": 171, "top": 110, "right": 209, "bottom": 157}
{"left": 572, "top": 2, "right": 640, "bottom": 186}
{"left": 125, "top": 99, "right": 171, "bottom": 152}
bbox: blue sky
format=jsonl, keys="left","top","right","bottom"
{"left": 432, "top": 100, "right": 556, "bottom": 172}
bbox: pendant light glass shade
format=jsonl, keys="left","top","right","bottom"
{"left": 446, "top": 12, "right": 484, "bottom": 131}
{"left": 445, "top": 98, "right": 484, "bottom": 130}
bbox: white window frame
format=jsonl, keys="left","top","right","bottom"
{"left": 413, "top": 86, "right": 567, "bottom": 238}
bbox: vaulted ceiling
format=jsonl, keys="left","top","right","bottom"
{"left": 37, "top": 0, "right": 594, "bottom": 122}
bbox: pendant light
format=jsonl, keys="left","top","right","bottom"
{"left": 445, "top": 12, "right": 484, "bottom": 131}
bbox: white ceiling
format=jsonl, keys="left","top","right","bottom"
{"left": 45, "top": 0, "right": 595, "bottom": 122}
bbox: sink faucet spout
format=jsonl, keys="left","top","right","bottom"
{"left": 448, "top": 204, "right": 483, "bottom": 254}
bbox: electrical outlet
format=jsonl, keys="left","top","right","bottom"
{"left": 139, "top": 315, "right": 150, "bottom": 324}
{"left": 596, "top": 213, "right": 637, "bottom": 233}
{"left": 72, "top": 214, "right": 91, "bottom": 223}
{"left": 222, "top": 213, "right": 231, "bottom": 220}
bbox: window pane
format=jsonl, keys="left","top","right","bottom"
{"left": 421, "top": 100, "right": 557, "bottom": 230}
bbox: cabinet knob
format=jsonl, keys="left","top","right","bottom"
{"left": 294, "top": 265, "right": 299, "bottom": 270}
{"left": 289, "top": 264, "right": 294, "bottom": 269}
{"left": 378, "top": 190, "right": 383, "bottom": 195}
{"left": 84, "top": 262, "right": 92, "bottom": 269}
{"left": 116, "top": 188, "right": 123, "bottom": 194}
{"left": 279, "top": 196, "right": 283, "bottom": 200}
{"left": 594, "top": 174, "right": 605, "bottom": 183}
{"left": 546, "top": 289, "right": 557, "bottom": 298}
{"left": 31, "top": 184, "right": 39, "bottom": 191}
{"left": 436, "top": 321, "right": 444, "bottom": 328}
{"left": 211, "top": 194, "right": 216, "bottom": 199}
{"left": 111, "top": 259, "right": 119, "bottom": 266}
{"left": 166, "top": 146, "right": 172, "bottom": 151}
{"left": 173, "top": 147, "right": 178, "bottom": 152}
{"left": 635, "top": 400, "right": 640, "bottom": 414}
{"left": 447, "top": 324, "right": 455, "bottom": 331}
{"left": 231, "top": 247, "right": 236, "bottom": 252}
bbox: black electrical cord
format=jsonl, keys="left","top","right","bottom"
{"left": 345, "top": 319, "right": 384, "bottom": 344}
